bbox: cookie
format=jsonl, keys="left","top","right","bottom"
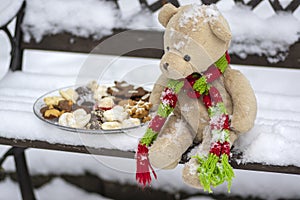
{"left": 44, "top": 96, "right": 64, "bottom": 106}
{"left": 72, "top": 104, "right": 91, "bottom": 114}
{"left": 97, "top": 97, "right": 114, "bottom": 111}
{"left": 40, "top": 106, "right": 49, "bottom": 116}
{"left": 103, "top": 105, "right": 129, "bottom": 122}
{"left": 118, "top": 99, "right": 135, "bottom": 107}
{"left": 102, "top": 121, "right": 122, "bottom": 130}
{"left": 87, "top": 80, "right": 99, "bottom": 92}
{"left": 122, "top": 118, "right": 141, "bottom": 128}
{"left": 58, "top": 108, "right": 91, "bottom": 128}
{"left": 44, "top": 108, "right": 62, "bottom": 119}
{"left": 57, "top": 100, "right": 73, "bottom": 112}
{"left": 59, "top": 88, "right": 79, "bottom": 103}
{"left": 86, "top": 120, "right": 101, "bottom": 130}
{"left": 125, "top": 100, "right": 152, "bottom": 120}
{"left": 93, "top": 85, "right": 109, "bottom": 102}
{"left": 75, "top": 86, "right": 92, "bottom": 96}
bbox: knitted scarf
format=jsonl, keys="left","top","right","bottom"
{"left": 136, "top": 52, "right": 234, "bottom": 192}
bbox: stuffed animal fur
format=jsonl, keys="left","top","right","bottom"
{"left": 145, "top": 3, "right": 257, "bottom": 190}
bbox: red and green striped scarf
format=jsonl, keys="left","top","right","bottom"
{"left": 136, "top": 52, "right": 234, "bottom": 192}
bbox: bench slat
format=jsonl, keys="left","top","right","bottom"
{"left": 1, "top": 137, "right": 299, "bottom": 175}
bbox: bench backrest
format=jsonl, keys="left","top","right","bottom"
{"left": 6, "top": 0, "right": 300, "bottom": 71}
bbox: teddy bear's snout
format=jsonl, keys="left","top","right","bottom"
{"left": 163, "top": 62, "right": 169, "bottom": 70}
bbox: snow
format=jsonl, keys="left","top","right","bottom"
{"left": 179, "top": 3, "right": 203, "bottom": 27}
{"left": 20, "top": 0, "right": 300, "bottom": 62}
{"left": 0, "top": 0, "right": 23, "bottom": 27}
{"left": 224, "top": 5, "right": 300, "bottom": 63}
{"left": 0, "top": 177, "right": 111, "bottom": 200}
{"left": 0, "top": 37, "right": 300, "bottom": 167}
{"left": 22, "top": 0, "right": 118, "bottom": 42}
{"left": 22, "top": 0, "right": 162, "bottom": 43}
{"left": 0, "top": 15, "right": 16, "bottom": 81}
{"left": 1, "top": 50, "right": 300, "bottom": 171}
{"left": 1, "top": 3, "right": 300, "bottom": 199}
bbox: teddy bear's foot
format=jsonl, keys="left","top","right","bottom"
{"left": 182, "top": 158, "right": 203, "bottom": 189}
{"left": 149, "top": 115, "right": 194, "bottom": 169}
{"left": 148, "top": 136, "right": 183, "bottom": 169}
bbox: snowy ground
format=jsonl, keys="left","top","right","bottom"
{"left": 1, "top": 1, "right": 300, "bottom": 200}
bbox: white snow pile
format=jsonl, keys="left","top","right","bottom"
{"left": 20, "top": 0, "right": 300, "bottom": 63}
{"left": 21, "top": 0, "right": 161, "bottom": 43}
{"left": 0, "top": 0, "right": 23, "bottom": 27}
{"left": 22, "top": 0, "right": 119, "bottom": 42}
{"left": 223, "top": 4, "right": 300, "bottom": 63}
{"left": 232, "top": 66, "right": 300, "bottom": 167}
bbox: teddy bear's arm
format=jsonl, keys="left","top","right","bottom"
{"left": 224, "top": 67, "right": 257, "bottom": 134}
{"left": 149, "top": 74, "right": 169, "bottom": 107}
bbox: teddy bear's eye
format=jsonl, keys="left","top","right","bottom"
{"left": 166, "top": 46, "right": 170, "bottom": 51}
{"left": 184, "top": 55, "right": 191, "bottom": 62}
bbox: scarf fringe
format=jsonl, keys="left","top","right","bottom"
{"left": 136, "top": 143, "right": 157, "bottom": 187}
{"left": 194, "top": 153, "right": 234, "bottom": 193}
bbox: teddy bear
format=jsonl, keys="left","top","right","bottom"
{"left": 135, "top": 3, "right": 257, "bottom": 192}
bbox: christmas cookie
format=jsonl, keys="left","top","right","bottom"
{"left": 102, "top": 121, "right": 122, "bottom": 130}
{"left": 43, "top": 96, "right": 64, "bottom": 106}
{"left": 103, "top": 105, "right": 129, "bottom": 122}
{"left": 122, "top": 118, "right": 141, "bottom": 128}
{"left": 58, "top": 108, "right": 91, "bottom": 128}
{"left": 59, "top": 88, "right": 79, "bottom": 103}
{"left": 97, "top": 97, "right": 114, "bottom": 111}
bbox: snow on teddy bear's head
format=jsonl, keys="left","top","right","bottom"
{"left": 158, "top": 3, "right": 232, "bottom": 79}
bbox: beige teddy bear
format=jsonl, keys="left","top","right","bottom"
{"left": 135, "top": 3, "right": 257, "bottom": 192}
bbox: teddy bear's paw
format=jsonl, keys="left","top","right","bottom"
{"left": 182, "top": 159, "right": 203, "bottom": 189}
{"left": 148, "top": 138, "right": 182, "bottom": 169}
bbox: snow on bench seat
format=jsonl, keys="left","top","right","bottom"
{"left": 0, "top": 71, "right": 143, "bottom": 152}
{"left": 1, "top": 55, "right": 300, "bottom": 169}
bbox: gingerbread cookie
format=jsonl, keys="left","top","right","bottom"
{"left": 125, "top": 100, "right": 152, "bottom": 122}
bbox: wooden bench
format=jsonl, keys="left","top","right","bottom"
{"left": 1, "top": 0, "right": 300, "bottom": 200}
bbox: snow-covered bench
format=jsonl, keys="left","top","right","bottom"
{"left": 1, "top": 0, "right": 300, "bottom": 200}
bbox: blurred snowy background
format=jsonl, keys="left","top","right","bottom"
{"left": 0, "top": 0, "right": 300, "bottom": 200}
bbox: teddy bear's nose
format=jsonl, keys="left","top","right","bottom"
{"left": 163, "top": 62, "right": 169, "bottom": 70}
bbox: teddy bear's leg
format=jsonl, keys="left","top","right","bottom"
{"left": 181, "top": 126, "right": 211, "bottom": 189}
{"left": 224, "top": 67, "right": 257, "bottom": 134}
{"left": 148, "top": 114, "right": 195, "bottom": 169}
{"left": 182, "top": 128, "right": 238, "bottom": 189}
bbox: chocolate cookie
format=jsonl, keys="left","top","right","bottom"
{"left": 57, "top": 100, "right": 73, "bottom": 112}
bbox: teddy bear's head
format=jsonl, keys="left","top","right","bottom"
{"left": 158, "top": 3, "right": 232, "bottom": 79}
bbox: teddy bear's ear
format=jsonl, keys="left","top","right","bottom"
{"left": 209, "top": 16, "right": 232, "bottom": 42}
{"left": 158, "top": 3, "right": 178, "bottom": 27}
